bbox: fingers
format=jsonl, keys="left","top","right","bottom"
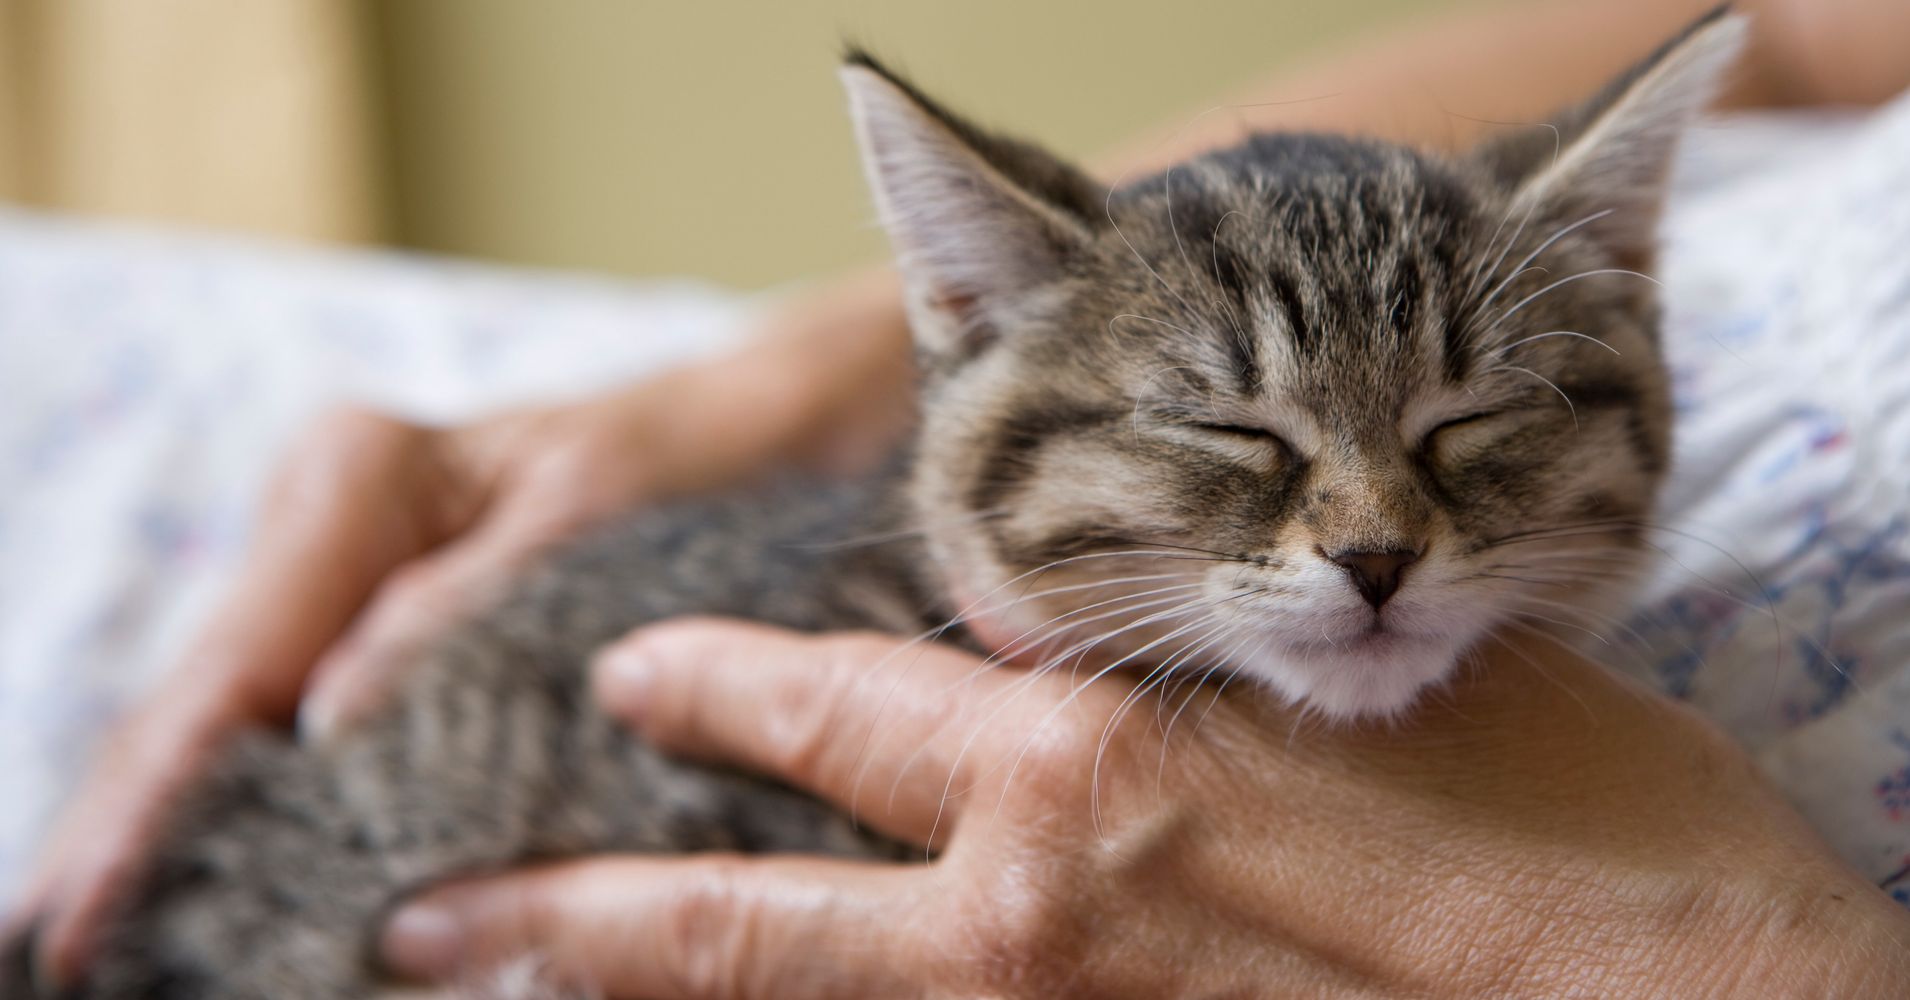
{"left": 19, "top": 687, "right": 236, "bottom": 986}
{"left": 298, "top": 522, "right": 551, "bottom": 741}
{"left": 299, "top": 415, "right": 640, "bottom": 741}
{"left": 380, "top": 855, "right": 920, "bottom": 1000}
{"left": 592, "top": 619, "right": 1041, "bottom": 847}
{"left": 201, "top": 408, "right": 457, "bottom": 721}
{"left": 9, "top": 409, "right": 455, "bottom": 982}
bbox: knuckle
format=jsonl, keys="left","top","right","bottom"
{"left": 761, "top": 634, "right": 879, "bottom": 783}
{"left": 297, "top": 407, "right": 415, "bottom": 465}
{"left": 379, "top": 563, "right": 451, "bottom": 615}
{"left": 596, "top": 628, "right": 653, "bottom": 667}
{"left": 358, "top": 564, "right": 474, "bottom": 647}
{"left": 492, "top": 881, "right": 556, "bottom": 957}
{"left": 661, "top": 858, "right": 755, "bottom": 998}
{"left": 761, "top": 687, "right": 844, "bottom": 790}
{"left": 1010, "top": 716, "right": 1096, "bottom": 788}
{"left": 272, "top": 407, "right": 427, "bottom": 498}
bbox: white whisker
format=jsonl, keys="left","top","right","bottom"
{"left": 1486, "top": 364, "right": 1578, "bottom": 430}
{"left": 1493, "top": 329, "right": 1620, "bottom": 357}
{"left": 1495, "top": 267, "right": 1661, "bottom": 327}
{"left": 1470, "top": 208, "right": 1614, "bottom": 325}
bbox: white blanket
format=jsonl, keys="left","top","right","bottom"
{"left": 2, "top": 92, "right": 1907, "bottom": 907}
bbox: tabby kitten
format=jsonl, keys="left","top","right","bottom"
{"left": 3, "top": 10, "right": 1742, "bottom": 998}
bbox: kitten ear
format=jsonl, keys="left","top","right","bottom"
{"left": 1476, "top": 7, "right": 1747, "bottom": 270}
{"left": 840, "top": 51, "right": 1105, "bottom": 357}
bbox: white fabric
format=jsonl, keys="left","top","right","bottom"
{"left": 1, "top": 91, "right": 1907, "bottom": 908}
{"left": 1637, "top": 93, "right": 1910, "bottom": 900}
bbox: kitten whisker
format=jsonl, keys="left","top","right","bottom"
{"left": 1492, "top": 329, "right": 1620, "bottom": 357}
{"left": 1462, "top": 194, "right": 1542, "bottom": 323}
{"left": 794, "top": 506, "right": 1006, "bottom": 552}
{"left": 1491, "top": 266, "right": 1662, "bottom": 329}
{"left": 890, "top": 589, "right": 1228, "bottom": 832}
{"left": 861, "top": 585, "right": 1207, "bottom": 816}
{"left": 1484, "top": 364, "right": 1578, "bottom": 430}
{"left": 842, "top": 548, "right": 1231, "bottom": 806}
{"left": 1488, "top": 628, "right": 1601, "bottom": 722}
{"left": 1474, "top": 517, "right": 1649, "bottom": 550}
{"left": 1467, "top": 207, "right": 1615, "bottom": 328}
{"left": 940, "top": 583, "right": 1212, "bottom": 696}
{"left": 982, "top": 593, "right": 1254, "bottom": 838}
{"left": 1157, "top": 628, "right": 1270, "bottom": 797}
{"left": 1128, "top": 361, "right": 1198, "bottom": 444}
{"left": 1091, "top": 535, "right": 1267, "bottom": 564}
{"left": 1091, "top": 617, "right": 1236, "bottom": 840}
{"left": 1505, "top": 607, "right": 1614, "bottom": 646}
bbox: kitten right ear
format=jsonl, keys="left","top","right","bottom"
{"left": 841, "top": 51, "right": 1104, "bottom": 358}
{"left": 1474, "top": 7, "right": 1747, "bottom": 271}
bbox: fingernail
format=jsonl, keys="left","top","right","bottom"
{"left": 381, "top": 901, "right": 461, "bottom": 980}
{"left": 295, "top": 692, "right": 341, "bottom": 746}
{"left": 593, "top": 646, "right": 656, "bottom": 725}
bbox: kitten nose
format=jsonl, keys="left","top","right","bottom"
{"left": 1328, "top": 548, "right": 1419, "bottom": 609}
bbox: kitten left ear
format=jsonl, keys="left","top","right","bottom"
{"left": 1480, "top": 8, "right": 1748, "bottom": 270}
{"left": 841, "top": 51, "right": 1105, "bottom": 358}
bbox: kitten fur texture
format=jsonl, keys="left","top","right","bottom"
{"left": 3, "top": 10, "right": 1742, "bottom": 998}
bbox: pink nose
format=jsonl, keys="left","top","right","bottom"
{"left": 1328, "top": 549, "right": 1419, "bottom": 609}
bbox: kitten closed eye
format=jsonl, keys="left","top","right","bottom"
{"left": 1422, "top": 411, "right": 1498, "bottom": 446}
{"left": 1420, "top": 408, "right": 1550, "bottom": 466}
{"left": 1193, "top": 421, "right": 1287, "bottom": 443}
{"left": 1184, "top": 421, "right": 1294, "bottom": 464}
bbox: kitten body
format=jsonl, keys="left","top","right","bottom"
{"left": 3, "top": 11, "right": 1744, "bottom": 997}
{"left": 6, "top": 478, "right": 929, "bottom": 999}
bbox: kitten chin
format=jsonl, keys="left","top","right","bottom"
{"left": 1236, "top": 633, "right": 1473, "bottom": 721}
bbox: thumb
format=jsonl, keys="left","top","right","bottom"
{"left": 379, "top": 855, "right": 920, "bottom": 1000}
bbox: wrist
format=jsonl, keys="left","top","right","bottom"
{"left": 1520, "top": 871, "right": 1910, "bottom": 998}
{"left": 1402, "top": 848, "right": 1910, "bottom": 999}
{"left": 1698, "top": 878, "right": 1910, "bottom": 998}
{"left": 738, "top": 266, "right": 916, "bottom": 474}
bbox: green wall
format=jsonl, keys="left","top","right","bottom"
{"left": 373, "top": 1, "right": 1449, "bottom": 289}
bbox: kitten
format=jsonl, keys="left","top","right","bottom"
{"left": 2, "top": 10, "right": 1742, "bottom": 998}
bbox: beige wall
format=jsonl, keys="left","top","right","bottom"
{"left": 1, "top": 1, "right": 1461, "bottom": 286}
{"left": 0, "top": 0, "right": 383, "bottom": 242}
{"left": 373, "top": 0, "right": 1449, "bottom": 289}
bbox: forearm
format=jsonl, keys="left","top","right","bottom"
{"left": 700, "top": 266, "right": 916, "bottom": 474}
{"left": 1100, "top": 0, "right": 1910, "bottom": 175}
{"left": 1662, "top": 878, "right": 1910, "bottom": 998}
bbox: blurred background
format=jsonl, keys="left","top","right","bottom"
{"left": 0, "top": 0, "right": 1457, "bottom": 289}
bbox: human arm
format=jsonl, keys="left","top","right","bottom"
{"left": 1102, "top": 0, "right": 1910, "bottom": 176}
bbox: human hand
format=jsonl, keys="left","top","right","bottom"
{"left": 8, "top": 274, "right": 915, "bottom": 986}
{"left": 382, "top": 620, "right": 1910, "bottom": 998}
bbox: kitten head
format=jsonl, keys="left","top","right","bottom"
{"left": 845, "top": 11, "right": 1744, "bottom": 719}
